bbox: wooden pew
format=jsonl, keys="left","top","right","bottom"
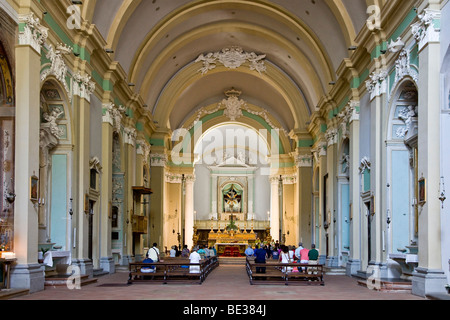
{"left": 128, "top": 256, "right": 219, "bottom": 285}
{"left": 246, "top": 257, "right": 325, "bottom": 286}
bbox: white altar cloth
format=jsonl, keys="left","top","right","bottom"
{"left": 43, "top": 251, "right": 72, "bottom": 267}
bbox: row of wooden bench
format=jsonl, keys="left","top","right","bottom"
{"left": 127, "top": 256, "right": 325, "bottom": 286}
{"left": 128, "top": 256, "right": 219, "bottom": 285}
{"left": 246, "top": 257, "right": 325, "bottom": 286}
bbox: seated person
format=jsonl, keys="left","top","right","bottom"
{"left": 245, "top": 245, "right": 254, "bottom": 257}
{"left": 254, "top": 245, "right": 267, "bottom": 274}
{"left": 189, "top": 247, "right": 201, "bottom": 274}
{"left": 140, "top": 255, "right": 155, "bottom": 273}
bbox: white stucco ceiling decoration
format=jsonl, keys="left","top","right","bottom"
{"left": 195, "top": 46, "right": 267, "bottom": 75}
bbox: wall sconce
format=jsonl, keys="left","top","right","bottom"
{"left": 5, "top": 178, "right": 15, "bottom": 204}
{"left": 439, "top": 176, "right": 446, "bottom": 209}
{"left": 69, "top": 198, "right": 73, "bottom": 217}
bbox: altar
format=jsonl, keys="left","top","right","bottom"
{"left": 215, "top": 243, "right": 249, "bottom": 257}
{"left": 208, "top": 228, "right": 257, "bottom": 257}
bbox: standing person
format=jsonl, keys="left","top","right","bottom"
{"left": 147, "top": 243, "right": 160, "bottom": 262}
{"left": 254, "top": 245, "right": 267, "bottom": 274}
{"left": 189, "top": 246, "right": 201, "bottom": 274}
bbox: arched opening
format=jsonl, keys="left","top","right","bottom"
{"left": 0, "top": 40, "right": 14, "bottom": 254}
{"left": 190, "top": 122, "right": 272, "bottom": 253}
{"left": 337, "top": 138, "right": 350, "bottom": 267}
{"left": 38, "top": 80, "right": 72, "bottom": 254}
{"left": 386, "top": 80, "right": 419, "bottom": 278}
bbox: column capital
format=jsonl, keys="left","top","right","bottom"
{"left": 136, "top": 139, "right": 151, "bottom": 164}
{"left": 411, "top": 8, "right": 441, "bottom": 52}
{"left": 294, "top": 153, "right": 313, "bottom": 168}
{"left": 365, "top": 69, "right": 388, "bottom": 101}
{"left": 123, "top": 127, "right": 137, "bottom": 147}
{"left": 72, "top": 71, "right": 96, "bottom": 102}
{"left": 18, "top": 12, "right": 48, "bottom": 53}
{"left": 150, "top": 153, "right": 168, "bottom": 167}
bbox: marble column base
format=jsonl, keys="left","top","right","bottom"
{"left": 100, "top": 256, "right": 115, "bottom": 274}
{"left": 72, "top": 259, "right": 94, "bottom": 278}
{"left": 346, "top": 258, "right": 361, "bottom": 277}
{"left": 121, "top": 255, "right": 133, "bottom": 266}
{"left": 10, "top": 263, "right": 45, "bottom": 294}
{"left": 325, "top": 256, "right": 339, "bottom": 268}
{"left": 412, "top": 267, "right": 448, "bottom": 298}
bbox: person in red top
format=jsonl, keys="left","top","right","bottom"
{"left": 298, "top": 247, "right": 309, "bottom": 272}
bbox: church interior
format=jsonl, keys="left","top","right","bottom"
{"left": 0, "top": 0, "right": 450, "bottom": 299}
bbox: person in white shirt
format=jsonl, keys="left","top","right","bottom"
{"left": 294, "top": 242, "right": 303, "bottom": 261}
{"left": 169, "top": 245, "right": 177, "bottom": 257}
{"left": 147, "top": 243, "right": 160, "bottom": 262}
{"left": 189, "top": 247, "right": 201, "bottom": 273}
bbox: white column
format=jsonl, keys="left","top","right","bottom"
{"left": 184, "top": 176, "right": 195, "bottom": 249}
{"left": 270, "top": 176, "right": 280, "bottom": 242}
{"left": 211, "top": 175, "right": 217, "bottom": 219}
{"left": 11, "top": 11, "right": 47, "bottom": 293}
{"left": 411, "top": 5, "right": 447, "bottom": 297}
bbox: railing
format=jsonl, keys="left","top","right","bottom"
{"left": 128, "top": 256, "right": 219, "bottom": 285}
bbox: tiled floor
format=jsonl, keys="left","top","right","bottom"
{"left": 11, "top": 265, "right": 426, "bottom": 301}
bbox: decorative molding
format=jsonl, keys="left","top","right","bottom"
{"left": 72, "top": 71, "right": 96, "bottom": 102}
{"left": 102, "top": 102, "right": 126, "bottom": 133}
{"left": 123, "top": 127, "right": 137, "bottom": 146}
{"left": 41, "top": 108, "right": 64, "bottom": 139}
{"left": 222, "top": 88, "right": 245, "bottom": 121}
{"left": 337, "top": 100, "right": 360, "bottom": 138}
{"left": 195, "top": 46, "right": 266, "bottom": 75}
{"left": 89, "top": 157, "right": 102, "bottom": 173}
{"left": 359, "top": 157, "right": 371, "bottom": 174}
{"left": 394, "top": 49, "right": 418, "bottom": 85}
{"left": 165, "top": 173, "right": 183, "bottom": 184}
{"left": 311, "top": 141, "right": 327, "bottom": 163}
{"left": 388, "top": 37, "right": 405, "bottom": 53}
{"left": 325, "top": 128, "right": 338, "bottom": 146}
{"left": 136, "top": 139, "right": 151, "bottom": 164}
{"left": 282, "top": 174, "right": 297, "bottom": 185}
{"left": 395, "top": 105, "right": 417, "bottom": 139}
{"left": 150, "top": 153, "right": 168, "bottom": 167}
{"left": 366, "top": 70, "right": 388, "bottom": 100}
{"left": 411, "top": 8, "right": 441, "bottom": 51}
{"left": 41, "top": 43, "right": 72, "bottom": 98}
{"left": 295, "top": 154, "right": 313, "bottom": 168}
{"left": 18, "top": 12, "right": 48, "bottom": 53}
{"left": 186, "top": 88, "right": 288, "bottom": 135}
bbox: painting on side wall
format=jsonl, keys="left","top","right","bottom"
{"left": 418, "top": 178, "right": 426, "bottom": 206}
{"left": 30, "top": 175, "right": 39, "bottom": 203}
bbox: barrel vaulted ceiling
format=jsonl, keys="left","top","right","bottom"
{"left": 81, "top": 0, "right": 369, "bottom": 133}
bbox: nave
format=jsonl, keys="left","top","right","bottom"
{"left": 9, "top": 262, "right": 425, "bottom": 301}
